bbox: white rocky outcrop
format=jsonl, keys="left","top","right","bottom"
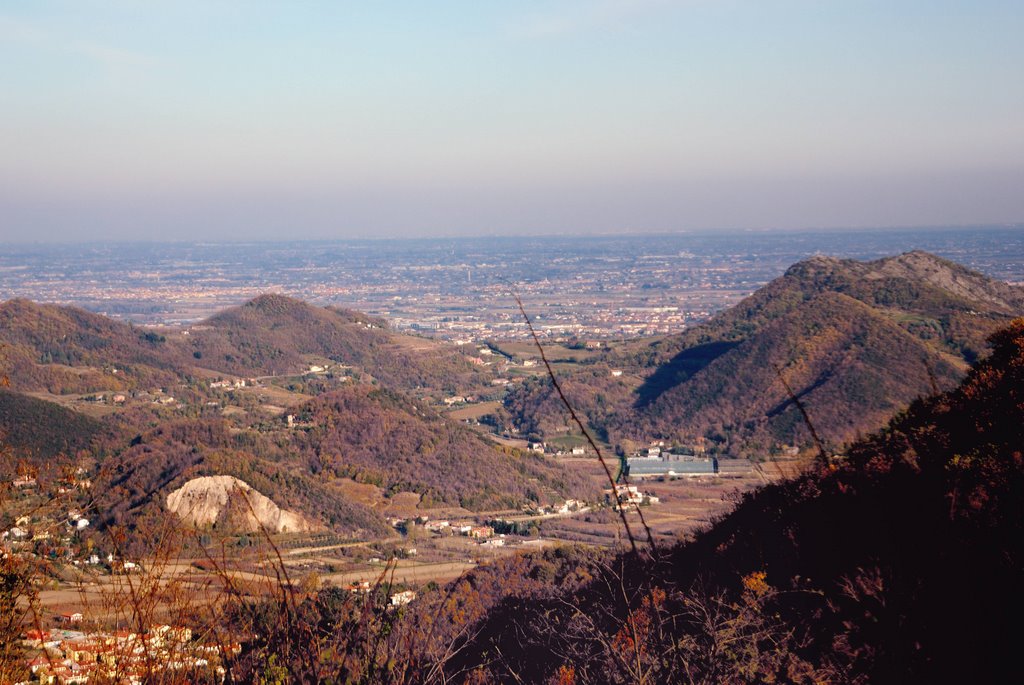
{"left": 166, "top": 475, "right": 313, "bottom": 533}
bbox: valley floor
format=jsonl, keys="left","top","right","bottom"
{"left": 25, "top": 453, "right": 791, "bottom": 633}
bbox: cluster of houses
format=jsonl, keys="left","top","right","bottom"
{"left": 604, "top": 484, "right": 659, "bottom": 511}
{"left": 17, "top": 624, "right": 237, "bottom": 684}
{"left": 450, "top": 341, "right": 544, "bottom": 373}
{"left": 387, "top": 516, "right": 500, "bottom": 544}
{"left": 82, "top": 392, "right": 125, "bottom": 405}
{"left": 3, "top": 475, "right": 141, "bottom": 574}
{"left": 343, "top": 581, "right": 418, "bottom": 607}
{"left": 530, "top": 499, "right": 587, "bottom": 516}
{"left": 443, "top": 395, "right": 477, "bottom": 406}
{"left": 83, "top": 389, "right": 176, "bottom": 407}
{"left": 28, "top": 469, "right": 93, "bottom": 494}
{"left": 7, "top": 467, "right": 86, "bottom": 496}
{"left": 305, "top": 363, "right": 345, "bottom": 375}
{"left": 463, "top": 346, "right": 500, "bottom": 367}
{"left": 527, "top": 443, "right": 589, "bottom": 457}
{"left": 209, "top": 364, "right": 349, "bottom": 387}
{"left": 425, "top": 520, "right": 496, "bottom": 540}
{"left": 3, "top": 519, "right": 137, "bottom": 572}
{"left": 389, "top": 589, "right": 417, "bottom": 606}
{"left": 208, "top": 377, "right": 251, "bottom": 389}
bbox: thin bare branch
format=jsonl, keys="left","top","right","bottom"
{"left": 510, "top": 291, "right": 657, "bottom": 554}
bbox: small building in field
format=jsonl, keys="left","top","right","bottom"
{"left": 605, "top": 485, "right": 644, "bottom": 506}
{"left": 347, "top": 581, "right": 372, "bottom": 594}
{"left": 625, "top": 454, "right": 719, "bottom": 479}
{"left": 390, "top": 590, "right": 416, "bottom": 607}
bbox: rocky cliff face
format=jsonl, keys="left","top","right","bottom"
{"left": 166, "top": 475, "right": 315, "bottom": 533}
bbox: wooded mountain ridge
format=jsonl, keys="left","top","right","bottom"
{"left": 0, "top": 294, "right": 486, "bottom": 395}
{"left": 503, "top": 251, "right": 1024, "bottom": 456}
{"left": 0, "top": 295, "right": 588, "bottom": 543}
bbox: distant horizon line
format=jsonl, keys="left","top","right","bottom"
{"left": 2, "top": 222, "right": 1023, "bottom": 247}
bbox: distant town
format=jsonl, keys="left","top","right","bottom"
{"left": 3, "top": 228, "right": 1022, "bottom": 341}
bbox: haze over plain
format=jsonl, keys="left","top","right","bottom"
{"left": 2, "top": 0, "right": 1022, "bottom": 241}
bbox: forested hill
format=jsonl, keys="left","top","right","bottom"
{"left": 0, "top": 295, "right": 592, "bottom": 541}
{"left": 94, "top": 416, "right": 392, "bottom": 544}
{"left": 180, "top": 294, "right": 487, "bottom": 393}
{"left": 615, "top": 250, "right": 1024, "bottom": 453}
{"left": 0, "top": 298, "right": 185, "bottom": 393}
{"left": 0, "top": 294, "right": 488, "bottom": 396}
{"left": 635, "top": 250, "right": 1024, "bottom": 371}
{"left": 93, "top": 384, "right": 595, "bottom": 546}
{"left": 289, "top": 385, "right": 598, "bottom": 510}
{"left": 0, "top": 388, "right": 108, "bottom": 467}
{"left": 419, "top": 318, "right": 1024, "bottom": 684}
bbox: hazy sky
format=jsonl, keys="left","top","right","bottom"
{"left": 1, "top": 1, "right": 1022, "bottom": 241}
